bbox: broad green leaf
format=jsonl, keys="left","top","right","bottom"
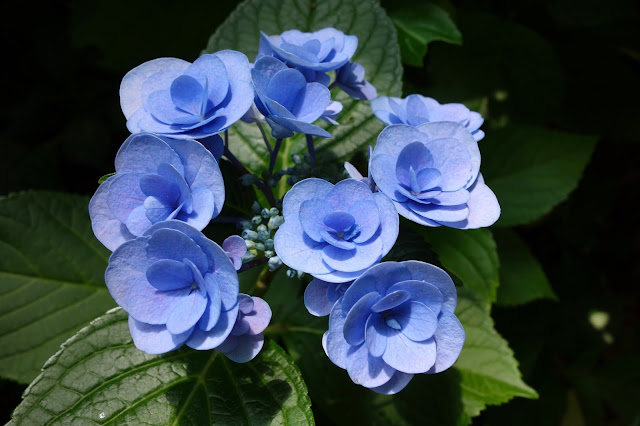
{"left": 480, "top": 124, "right": 598, "bottom": 227}
{"left": 417, "top": 226, "right": 499, "bottom": 310}
{"left": 265, "top": 271, "right": 533, "bottom": 425}
{"left": 454, "top": 291, "right": 538, "bottom": 419}
{"left": 494, "top": 229, "right": 556, "bottom": 306}
{"left": 391, "top": 3, "right": 462, "bottom": 67}
{"left": 10, "top": 308, "right": 314, "bottom": 425}
{"left": 204, "top": 0, "right": 403, "bottom": 181}
{"left": 0, "top": 191, "right": 116, "bottom": 384}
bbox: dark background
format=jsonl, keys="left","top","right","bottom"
{"left": 2, "top": 0, "right": 639, "bottom": 424}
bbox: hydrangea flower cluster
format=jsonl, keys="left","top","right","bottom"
{"left": 90, "top": 25, "right": 491, "bottom": 391}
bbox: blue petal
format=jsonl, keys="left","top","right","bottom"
{"left": 343, "top": 292, "right": 379, "bottom": 345}
{"left": 282, "top": 178, "right": 334, "bottom": 221}
{"left": 126, "top": 275, "right": 186, "bottom": 325}
{"left": 322, "top": 235, "right": 382, "bottom": 272}
{"left": 392, "top": 301, "right": 438, "bottom": 341}
{"left": 268, "top": 116, "right": 332, "bottom": 138}
{"left": 197, "top": 274, "right": 221, "bottom": 331}
{"left": 365, "top": 313, "right": 387, "bottom": 357}
{"left": 422, "top": 137, "right": 472, "bottom": 192}
{"left": 252, "top": 56, "right": 289, "bottom": 100}
{"left": 165, "top": 285, "right": 208, "bottom": 334}
{"left": 170, "top": 75, "right": 206, "bottom": 116}
{"left": 139, "top": 174, "right": 180, "bottom": 206}
{"left": 176, "top": 187, "right": 215, "bottom": 230}
{"left": 429, "top": 307, "right": 465, "bottom": 373}
{"left": 89, "top": 177, "right": 135, "bottom": 251}
{"left": 145, "top": 228, "right": 209, "bottom": 273}
{"left": 223, "top": 235, "right": 247, "bottom": 258}
{"left": 408, "top": 201, "right": 469, "bottom": 223}
{"left": 370, "top": 371, "right": 414, "bottom": 395}
{"left": 120, "top": 58, "right": 190, "bottom": 119}
{"left": 404, "top": 261, "right": 457, "bottom": 312}
{"left": 304, "top": 279, "right": 332, "bottom": 317}
{"left": 146, "top": 89, "right": 201, "bottom": 125}
{"left": 345, "top": 342, "right": 396, "bottom": 388}
{"left": 266, "top": 69, "right": 306, "bottom": 112}
{"left": 106, "top": 173, "right": 146, "bottom": 223}
{"left": 393, "top": 200, "right": 441, "bottom": 227}
{"left": 105, "top": 237, "right": 151, "bottom": 309}
{"left": 370, "top": 154, "right": 404, "bottom": 202}
{"left": 125, "top": 205, "right": 154, "bottom": 236}
{"left": 428, "top": 188, "right": 470, "bottom": 206}
{"left": 341, "top": 262, "right": 411, "bottom": 314}
{"left": 374, "top": 125, "right": 428, "bottom": 159}
{"left": 220, "top": 334, "right": 265, "bottom": 363}
{"left": 157, "top": 163, "right": 193, "bottom": 213}
{"left": 186, "top": 303, "right": 239, "bottom": 350}
{"left": 293, "top": 82, "right": 331, "bottom": 122}
{"left": 128, "top": 315, "right": 191, "bottom": 355}
{"left": 184, "top": 54, "right": 229, "bottom": 109}
{"left": 299, "top": 199, "right": 335, "bottom": 241}
{"left": 116, "top": 133, "right": 184, "bottom": 175}
{"left": 349, "top": 200, "right": 380, "bottom": 243}
{"left": 383, "top": 331, "right": 436, "bottom": 374}
{"left": 146, "top": 259, "right": 192, "bottom": 291}
{"left": 325, "top": 179, "right": 376, "bottom": 211}
{"left": 395, "top": 142, "right": 434, "bottom": 187}
{"left": 273, "top": 220, "right": 331, "bottom": 275}
{"left": 387, "top": 279, "right": 443, "bottom": 316}
{"left": 371, "top": 290, "right": 410, "bottom": 313}
{"left": 324, "top": 300, "right": 349, "bottom": 369}
{"left": 372, "top": 192, "right": 399, "bottom": 254}
{"left": 444, "top": 174, "right": 499, "bottom": 229}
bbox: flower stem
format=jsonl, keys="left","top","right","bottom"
{"left": 238, "top": 257, "right": 268, "bottom": 273}
{"left": 211, "top": 215, "right": 244, "bottom": 224}
{"left": 328, "top": 81, "right": 337, "bottom": 90}
{"left": 305, "top": 134, "right": 316, "bottom": 167}
{"left": 269, "top": 138, "right": 283, "bottom": 174}
{"left": 252, "top": 265, "right": 278, "bottom": 298}
{"left": 256, "top": 122, "right": 272, "bottom": 154}
{"left": 223, "top": 130, "right": 277, "bottom": 207}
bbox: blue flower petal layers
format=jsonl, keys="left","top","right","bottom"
{"left": 89, "top": 133, "right": 225, "bottom": 251}
{"left": 120, "top": 50, "right": 254, "bottom": 139}
{"left": 251, "top": 56, "right": 333, "bottom": 138}
{"left": 370, "top": 123, "right": 500, "bottom": 229}
{"left": 323, "top": 261, "right": 465, "bottom": 394}
{"left": 372, "top": 94, "right": 485, "bottom": 141}
{"left": 274, "top": 178, "right": 399, "bottom": 283}
{"left": 105, "top": 220, "right": 239, "bottom": 355}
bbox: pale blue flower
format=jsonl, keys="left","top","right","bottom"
{"left": 105, "top": 220, "right": 239, "bottom": 355}
{"left": 372, "top": 94, "right": 485, "bottom": 141}
{"left": 370, "top": 122, "right": 500, "bottom": 228}
{"left": 90, "top": 133, "right": 225, "bottom": 251}
{"left": 323, "top": 261, "right": 465, "bottom": 394}
{"left": 120, "top": 50, "right": 254, "bottom": 139}
{"left": 274, "top": 178, "right": 399, "bottom": 283}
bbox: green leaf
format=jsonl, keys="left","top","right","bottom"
{"left": 480, "top": 124, "right": 598, "bottom": 227}
{"left": 0, "top": 191, "right": 116, "bottom": 384}
{"left": 204, "top": 0, "right": 403, "bottom": 182}
{"left": 391, "top": 2, "right": 462, "bottom": 67}
{"left": 10, "top": 308, "right": 314, "bottom": 425}
{"left": 97, "top": 172, "right": 115, "bottom": 184}
{"left": 454, "top": 290, "right": 538, "bottom": 419}
{"left": 494, "top": 229, "right": 556, "bottom": 306}
{"left": 417, "top": 226, "right": 499, "bottom": 310}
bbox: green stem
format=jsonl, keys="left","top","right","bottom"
{"left": 269, "top": 138, "right": 283, "bottom": 174}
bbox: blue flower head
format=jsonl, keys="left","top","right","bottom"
{"left": 120, "top": 50, "right": 254, "bottom": 139}
{"left": 259, "top": 28, "right": 358, "bottom": 74}
{"left": 105, "top": 221, "right": 240, "bottom": 355}
{"left": 370, "top": 122, "right": 500, "bottom": 229}
{"left": 89, "top": 133, "right": 225, "bottom": 251}
{"left": 274, "top": 178, "right": 399, "bottom": 283}
{"left": 216, "top": 294, "right": 272, "bottom": 363}
{"left": 372, "top": 94, "right": 485, "bottom": 141}
{"left": 252, "top": 56, "right": 335, "bottom": 138}
{"left": 323, "top": 261, "right": 465, "bottom": 394}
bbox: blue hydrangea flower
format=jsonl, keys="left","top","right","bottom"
{"left": 323, "top": 261, "right": 465, "bottom": 394}
{"left": 259, "top": 28, "right": 357, "bottom": 74}
{"left": 223, "top": 236, "right": 247, "bottom": 271}
{"left": 370, "top": 123, "right": 500, "bottom": 229}
{"left": 371, "top": 94, "right": 485, "bottom": 141}
{"left": 216, "top": 294, "right": 272, "bottom": 363}
{"left": 90, "top": 133, "right": 225, "bottom": 251}
{"left": 274, "top": 178, "right": 399, "bottom": 283}
{"left": 252, "top": 56, "right": 334, "bottom": 138}
{"left": 105, "top": 220, "right": 239, "bottom": 354}
{"left": 304, "top": 279, "right": 352, "bottom": 317}
{"left": 335, "top": 62, "right": 377, "bottom": 101}
{"left": 120, "top": 50, "right": 254, "bottom": 139}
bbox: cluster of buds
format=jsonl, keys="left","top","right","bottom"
{"left": 238, "top": 202, "right": 285, "bottom": 271}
